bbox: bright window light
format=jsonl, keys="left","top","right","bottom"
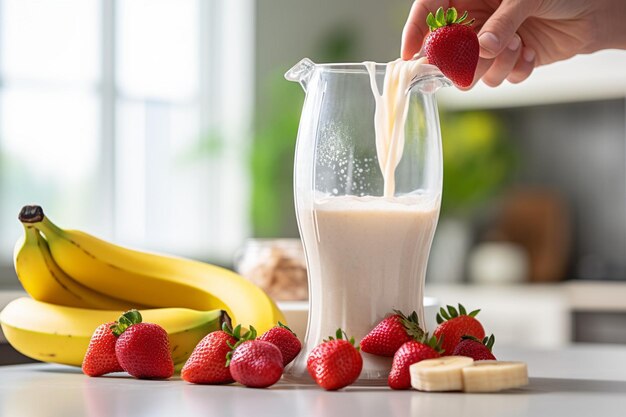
{"left": 0, "top": 0, "right": 253, "bottom": 275}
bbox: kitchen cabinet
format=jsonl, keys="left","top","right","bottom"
{"left": 425, "top": 283, "right": 570, "bottom": 348}
{"left": 427, "top": 281, "right": 626, "bottom": 348}
{"left": 279, "top": 281, "right": 626, "bottom": 349}
{"left": 0, "top": 344, "right": 625, "bottom": 417}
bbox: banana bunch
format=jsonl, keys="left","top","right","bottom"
{"left": 2, "top": 205, "right": 285, "bottom": 367}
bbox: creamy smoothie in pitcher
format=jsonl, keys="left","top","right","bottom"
{"left": 302, "top": 194, "right": 439, "bottom": 379}
{"left": 288, "top": 58, "right": 442, "bottom": 382}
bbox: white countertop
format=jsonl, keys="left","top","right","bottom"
{"left": 1, "top": 344, "right": 625, "bottom": 417}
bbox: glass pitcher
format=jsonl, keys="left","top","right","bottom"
{"left": 284, "top": 58, "right": 449, "bottom": 384}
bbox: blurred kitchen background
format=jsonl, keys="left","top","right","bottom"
{"left": 1, "top": 0, "right": 626, "bottom": 363}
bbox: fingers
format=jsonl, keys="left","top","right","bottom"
{"left": 401, "top": 0, "right": 448, "bottom": 60}
{"left": 478, "top": 0, "right": 532, "bottom": 59}
{"left": 507, "top": 47, "right": 536, "bottom": 84}
{"left": 466, "top": 40, "right": 536, "bottom": 88}
{"left": 482, "top": 34, "right": 522, "bottom": 87}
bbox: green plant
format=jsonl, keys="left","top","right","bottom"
{"left": 250, "top": 76, "right": 303, "bottom": 237}
{"left": 249, "top": 25, "right": 359, "bottom": 237}
{"left": 439, "top": 110, "right": 517, "bottom": 215}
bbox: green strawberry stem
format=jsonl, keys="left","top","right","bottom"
{"left": 461, "top": 334, "right": 496, "bottom": 351}
{"left": 484, "top": 334, "right": 495, "bottom": 351}
{"left": 225, "top": 325, "right": 258, "bottom": 366}
{"left": 426, "top": 7, "right": 475, "bottom": 31}
{"left": 325, "top": 328, "right": 359, "bottom": 350}
{"left": 436, "top": 304, "right": 480, "bottom": 324}
{"left": 278, "top": 321, "right": 297, "bottom": 337}
{"left": 393, "top": 309, "right": 426, "bottom": 341}
{"left": 421, "top": 333, "right": 444, "bottom": 353}
{"left": 110, "top": 309, "right": 142, "bottom": 336}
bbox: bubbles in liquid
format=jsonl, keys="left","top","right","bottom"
{"left": 316, "top": 120, "right": 384, "bottom": 196}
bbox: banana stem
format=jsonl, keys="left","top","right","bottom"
{"left": 221, "top": 310, "right": 232, "bottom": 331}
{"left": 18, "top": 205, "right": 44, "bottom": 223}
{"left": 32, "top": 217, "right": 65, "bottom": 239}
{"left": 22, "top": 224, "right": 41, "bottom": 242}
{"left": 18, "top": 205, "right": 66, "bottom": 238}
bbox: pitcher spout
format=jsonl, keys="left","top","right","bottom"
{"left": 285, "top": 58, "right": 316, "bottom": 91}
{"left": 407, "top": 64, "right": 452, "bottom": 95}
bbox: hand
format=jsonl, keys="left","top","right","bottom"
{"left": 401, "top": 0, "right": 626, "bottom": 87}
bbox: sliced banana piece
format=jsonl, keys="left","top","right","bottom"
{"left": 462, "top": 360, "right": 528, "bottom": 392}
{"left": 410, "top": 356, "right": 475, "bottom": 391}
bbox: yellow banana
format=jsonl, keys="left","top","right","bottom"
{"left": 14, "top": 224, "right": 143, "bottom": 311}
{"left": 20, "top": 205, "right": 285, "bottom": 334}
{"left": 0, "top": 297, "right": 228, "bottom": 367}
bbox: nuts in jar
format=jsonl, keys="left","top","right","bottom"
{"left": 235, "top": 239, "right": 308, "bottom": 301}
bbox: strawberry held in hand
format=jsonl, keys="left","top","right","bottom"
{"left": 423, "top": 7, "right": 479, "bottom": 88}
{"left": 113, "top": 310, "right": 174, "bottom": 379}
{"left": 388, "top": 334, "right": 442, "bottom": 390}
{"left": 181, "top": 322, "right": 243, "bottom": 385}
{"left": 258, "top": 322, "right": 302, "bottom": 366}
{"left": 307, "top": 329, "right": 363, "bottom": 391}
{"left": 453, "top": 334, "right": 496, "bottom": 361}
{"left": 360, "top": 310, "right": 424, "bottom": 357}
{"left": 82, "top": 321, "right": 123, "bottom": 377}
{"left": 228, "top": 326, "right": 284, "bottom": 388}
{"left": 433, "top": 304, "right": 485, "bottom": 355}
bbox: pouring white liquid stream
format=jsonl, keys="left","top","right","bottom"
{"left": 364, "top": 58, "right": 428, "bottom": 197}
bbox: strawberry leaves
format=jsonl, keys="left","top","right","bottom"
{"left": 325, "top": 328, "right": 358, "bottom": 349}
{"left": 225, "top": 324, "right": 257, "bottom": 366}
{"left": 420, "top": 333, "right": 444, "bottom": 354}
{"left": 461, "top": 334, "right": 496, "bottom": 352}
{"left": 110, "top": 309, "right": 142, "bottom": 336}
{"left": 436, "top": 304, "right": 480, "bottom": 324}
{"left": 395, "top": 309, "right": 426, "bottom": 341}
{"left": 427, "top": 7, "right": 474, "bottom": 31}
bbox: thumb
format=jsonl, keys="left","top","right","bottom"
{"left": 478, "top": 0, "right": 530, "bottom": 59}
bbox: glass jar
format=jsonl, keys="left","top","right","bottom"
{"left": 234, "top": 238, "right": 308, "bottom": 301}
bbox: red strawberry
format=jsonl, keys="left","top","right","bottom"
{"left": 112, "top": 310, "right": 174, "bottom": 379}
{"left": 82, "top": 322, "right": 124, "bottom": 377}
{"left": 423, "top": 7, "right": 479, "bottom": 88}
{"left": 229, "top": 337, "right": 284, "bottom": 388}
{"left": 388, "top": 334, "right": 442, "bottom": 390}
{"left": 181, "top": 323, "right": 248, "bottom": 384}
{"left": 433, "top": 304, "right": 485, "bottom": 355}
{"left": 360, "top": 310, "right": 424, "bottom": 357}
{"left": 452, "top": 334, "right": 496, "bottom": 361}
{"left": 306, "top": 329, "right": 363, "bottom": 391}
{"left": 258, "top": 322, "right": 302, "bottom": 366}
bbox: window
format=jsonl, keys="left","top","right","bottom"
{"left": 0, "top": 0, "right": 254, "bottom": 282}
